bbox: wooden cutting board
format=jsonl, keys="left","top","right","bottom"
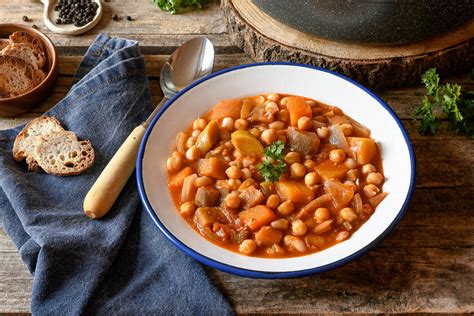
{"left": 222, "top": 0, "right": 474, "bottom": 89}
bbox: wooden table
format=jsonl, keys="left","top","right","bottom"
{"left": 1, "top": 1, "right": 473, "bottom": 314}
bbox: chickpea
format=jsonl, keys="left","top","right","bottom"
{"left": 261, "top": 129, "right": 278, "bottom": 145}
{"left": 284, "top": 151, "right": 301, "bottom": 164}
{"left": 180, "top": 202, "right": 196, "bottom": 216}
{"left": 316, "top": 126, "right": 329, "bottom": 139}
{"left": 304, "top": 172, "right": 320, "bottom": 186}
{"left": 336, "top": 231, "right": 350, "bottom": 242}
{"left": 269, "top": 121, "right": 285, "bottom": 130}
{"left": 292, "top": 219, "right": 308, "bottom": 236}
{"left": 277, "top": 109, "right": 289, "bottom": 122}
{"left": 186, "top": 136, "right": 197, "bottom": 148}
{"left": 221, "top": 117, "right": 234, "bottom": 131}
{"left": 267, "top": 93, "right": 280, "bottom": 102}
{"left": 346, "top": 169, "right": 359, "bottom": 181}
{"left": 266, "top": 194, "right": 280, "bottom": 209}
{"left": 344, "top": 180, "right": 357, "bottom": 192}
{"left": 191, "top": 129, "right": 201, "bottom": 137}
{"left": 278, "top": 200, "right": 295, "bottom": 215}
{"left": 340, "top": 207, "right": 357, "bottom": 222}
{"left": 361, "top": 164, "right": 377, "bottom": 176}
{"left": 280, "top": 97, "right": 290, "bottom": 106}
{"left": 194, "top": 176, "right": 212, "bottom": 187}
{"left": 249, "top": 127, "right": 261, "bottom": 138}
{"left": 242, "top": 157, "right": 251, "bottom": 168}
{"left": 193, "top": 117, "right": 207, "bottom": 130}
{"left": 283, "top": 235, "right": 306, "bottom": 252}
{"left": 265, "top": 101, "right": 279, "bottom": 114}
{"left": 271, "top": 218, "right": 288, "bottom": 230}
{"left": 185, "top": 145, "right": 200, "bottom": 161}
{"left": 241, "top": 168, "right": 252, "bottom": 179}
{"left": 228, "top": 179, "right": 242, "bottom": 191}
{"left": 329, "top": 149, "right": 346, "bottom": 163}
{"left": 234, "top": 119, "right": 248, "bottom": 130}
{"left": 290, "top": 163, "right": 306, "bottom": 178}
{"left": 166, "top": 156, "right": 182, "bottom": 172}
{"left": 225, "top": 191, "right": 241, "bottom": 208}
{"left": 340, "top": 123, "right": 353, "bottom": 136}
{"left": 344, "top": 158, "right": 358, "bottom": 169}
{"left": 367, "top": 172, "right": 384, "bottom": 186}
{"left": 363, "top": 184, "right": 380, "bottom": 197}
{"left": 239, "top": 239, "right": 257, "bottom": 255}
{"left": 297, "top": 116, "right": 313, "bottom": 131}
{"left": 314, "top": 207, "right": 330, "bottom": 223}
{"left": 226, "top": 166, "right": 242, "bottom": 179}
{"left": 171, "top": 151, "right": 184, "bottom": 159}
{"left": 304, "top": 159, "right": 316, "bottom": 170}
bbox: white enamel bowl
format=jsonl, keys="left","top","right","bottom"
{"left": 137, "top": 63, "right": 415, "bottom": 278}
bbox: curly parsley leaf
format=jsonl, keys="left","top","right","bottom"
{"left": 414, "top": 68, "right": 473, "bottom": 137}
{"left": 414, "top": 96, "right": 440, "bottom": 135}
{"left": 152, "top": 0, "right": 207, "bottom": 14}
{"left": 259, "top": 141, "right": 287, "bottom": 182}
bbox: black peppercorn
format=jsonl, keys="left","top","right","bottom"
{"left": 32, "top": 24, "right": 38, "bottom": 29}
{"left": 22, "top": 16, "right": 28, "bottom": 22}
{"left": 56, "top": 18, "right": 62, "bottom": 24}
{"left": 112, "top": 14, "right": 118, "bottom": 21}
{"left": 126, "top": 15, "right": 132, "bottom": 21}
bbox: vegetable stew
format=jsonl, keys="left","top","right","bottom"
{"left": 167, "top": 94, "right": 387, "bottom": 257}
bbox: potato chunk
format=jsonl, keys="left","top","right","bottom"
{"left": 275, "top": 180, "right": 315, "bottom": 204}
{"left": 196, "top": 120, "right": 220, "bottom": 155}
{"left": 239, "top": 205, "right": 276, "bottom": 231}
{"left": 255, "top": 226, "right": 283, "bottom": 246}
{"left": 231, "top": 130, "right": 264, "bottom": 157}
{"left": 198, "top": 158, "right": 228, "bottom": 179}
{"left": 347, "top": 137, "right": 377, "bottom": 165}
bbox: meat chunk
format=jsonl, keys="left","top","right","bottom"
{"left": 239, "top": 186, "right": 265, "bottom": 208}
{"left": 287, "top": 127, "right": 320, "bottom": 156}
{"left": 194, "top": 207, "right": 228, "bottom": 228}
{"left": 195, "top": 186, "right": 220, "bottom": 207}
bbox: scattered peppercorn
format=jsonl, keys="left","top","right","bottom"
{"left": 126, "top": 15, "right": 132, "bottom": 21}
{"left": 54, "top": 0, "right": 99, "bottom": 27}
{"left": 112, "top": 14, "right": 118, "bottom": 21}
{"left": 22, "top": 16, "right": 29, "bottom": 22}
{"left": 32, "top": 25, "right": 38, "bottom": 29}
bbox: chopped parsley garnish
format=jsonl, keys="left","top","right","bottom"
{"left": 414, "top": 68, "right": 473, "bottom": 138}
{"left": 259, "top": 141, "right": 287, "bottom": 182}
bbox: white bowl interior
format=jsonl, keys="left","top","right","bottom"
{"left": 141, "top": 64, "right": 413, "bottom": 273}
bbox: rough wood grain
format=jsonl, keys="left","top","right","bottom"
{"left": 221, "top": 0, "right": 474, "bottom": 89}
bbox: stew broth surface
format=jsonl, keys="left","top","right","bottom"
{"left": 167, "top": 94, "right": 386, "bottom": 258}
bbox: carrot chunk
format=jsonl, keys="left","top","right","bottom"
{"left": 168, "top": 167, "right": 194, "bottom": 188}
{"left": 286, "top": 97, "right": 312, "bottom": 126}
{"left": 275, "top": 180, "right": 315, "bottom": 204}
{"left": 239, "top": 205, "right": 276, "bottom": 231}
{"left": 208, "top": 99, "right": 242, "bottom": 120}
{"left": 347, "top": 137, "right": 377, "bottom": 165}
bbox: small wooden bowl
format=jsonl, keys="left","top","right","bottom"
{"left": 0, "top": 24, "right": 58, "bottom": 117}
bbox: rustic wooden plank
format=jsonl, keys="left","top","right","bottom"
{"left": 0, "top": 0, "right": 239, "bottom": 53}
{"left": 0, "top": 250, "right": 32, "bottom": 314}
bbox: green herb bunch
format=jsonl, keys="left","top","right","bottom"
{"left": 414, "top": 68, "right": 473, "bottom": 138}
{"left": 259, "top": 140, "right": 287, "bottom": 182}
{"left": 152, "top": 0, "right": 207, "bottom": 14}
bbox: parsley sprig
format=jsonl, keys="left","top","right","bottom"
{"left": 414, "top": 68, "right": 473, "bottom": 138}
{"left": 152, "top": 0, "right": 207, "bottom": 14}
{"left": 259, "top": 141, "right": 287, "bottom": 182}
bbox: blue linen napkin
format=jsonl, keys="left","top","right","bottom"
{"left": 0, "top": 34, "right": 233, "bottom": 315}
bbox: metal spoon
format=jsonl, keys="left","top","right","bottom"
{"left": 84, "top": 37, "right": 215, "bottom": 219}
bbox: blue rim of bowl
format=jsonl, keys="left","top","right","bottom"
{"left": 136, "top": 62, "right": 416, "bottom": 279}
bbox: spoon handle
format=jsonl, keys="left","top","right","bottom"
{"left": 83, "top": 97, "right": 168, "bottom": 219}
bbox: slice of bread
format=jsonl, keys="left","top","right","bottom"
{"left": 13, "top": 116, "right": 64, "bottom": 171}
{"left": 0, "top": 39, "right": 10, "bottom": 51}
{"left": 0, "top": 56, "right": 39, "bottom": 97}
{"left": 1, "top": 43, "right": 42, "bottom": 70}
{"left": 35, "top": 131, "right": 95, "bottom": 176}
{"left": 9, "top": 32, "right": 45, "bottom": 69}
